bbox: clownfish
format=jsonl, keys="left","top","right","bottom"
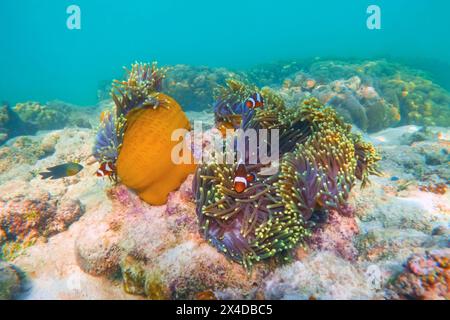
{"left": 244, "top": 93, "right": 264, "bottom": 109}
{"left": 96, "top": 162, "right": 115, "bottom": 177}
{"left": 233, "top": 163, "right": 257, "bottom": 193}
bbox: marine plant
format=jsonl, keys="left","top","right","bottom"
{"left": 93, "top": 62, "right": 196, "bottom": 205}
{"left": 193, "top": 89, "right": 381, "bottom": 269}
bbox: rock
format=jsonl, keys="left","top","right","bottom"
{"left": 0, "top": 183, "right": 84, "bottom": 245}
{"left": 308, "top": 210, "right": 359, "bottom": 261}
{"left": 388, "top": 249, "right": 450, "bottom": 300}
{"left": 13, "top": 101, "right": 68, "bottom": 131}
{"left": 431, "top": 225, "right": 449, "bottom": 236}
{"left": 91, "top": 185, "right": 262, "bottom": 300}
{"left": 0, "top": 104, "right": 10, "bottom": 144}
{"left": 0, "top": 262, "right": 21, "bottom": 299}
{"left": 355, "top": 228, "right": 431, "bottom": 263}
{"left": 165, "top": 65, "right": 243, "bottom": 111}
{"left": 75, "top": 220, "right": 123, "bottom": 276}
{"left": 264, "top": 252, "right": 378, "bottom": 300}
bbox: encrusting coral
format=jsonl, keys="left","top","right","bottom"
{"left": 93, "top": 62, "right": 196, "bottom": 205}
{"left": 388, "top": 249, "right": 449, "bottom": 300}
{"left": 193, "top": 80, "right": 381, "bottom": 269}
{"left": 13, "top": 101, "right": 69, "bottom": 131}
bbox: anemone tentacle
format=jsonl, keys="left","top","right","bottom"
{"left": 194, "top": 91, "right": 381, "bottom": 270}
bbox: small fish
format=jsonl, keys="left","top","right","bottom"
{"left": 246, "top": 172, "right": 256, "bottom": 183}
{"left": 390, "top": 176, "right": 399, "bottom": 181}
{"left": 96, "top": 162, "right": 116, "bottom": 177}
{"left": 39, "top": 162, "right": 83, "bottom": 180}
{"left": 233, "top": 163, "right": 256, "bottom": 193}
{"left": 244, "top": 93, "right": 264, "bottom": 109}
{"left": 99, "top": 110, "right": 110, "bottom": 122}
{"left": 234, "top": 163, "right": 248, "bottom": 193}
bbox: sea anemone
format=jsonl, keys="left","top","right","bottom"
{"left": 194, "top": 93, "right": 381, "bottom": 269}
{"left": 93, "top": 111, "right": 125, "bottom": 171}
{"left": 193, "top": 156, "right": 304, "bottom": 269}
{"left": 112, "top": 62, "right": 167, "bottom": 117}
{"left": 213, "top": 79, "right": 257, "bottom": 134}
{"left": 93, "top": 62, "right": 196, "bottom": 204}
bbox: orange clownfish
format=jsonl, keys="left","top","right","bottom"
{"left": 233, "top": 163, "right": 256, "bottom": 193}
{"left": 244, "top": 93, "right": 264, "bottom": 109}
{"left": 96, "top": 162, "right": 115, "bottom": 177}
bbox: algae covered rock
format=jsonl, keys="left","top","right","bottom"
{"left": 250, "top": 59, "right": 450, "bottom": 131}
{"left": 0, "top": 104, "right": 10, "bottom": 144}
{"left": 13, "top": 101, "right": 69, "bottom": 131}
{"left": 0, "top": 181, "right": 84, "bottom": 260}
{"left": 165, "top": 65, "right": 243, "bottom": 111}
{"left": 75, "top": 220, "right": 123, "bottom": 276}
{"left": 0, "top": 261, "right": 21, "bottom": 300}
{"left": 264, "top": 252, "right": 377, "bottom": 300}
{"left": 388, "top": 249, "right": 450, "bottom": 300}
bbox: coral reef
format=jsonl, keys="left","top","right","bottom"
{"left": 250, "top": 59, "right": 450, "bottom": 131}
{"left": 0, "top": 124, "right": 446, "bottom": 300}
{"left": 13, "top": 101, "right": 69, "bottom": 131}
{"left": 0, "top": 135, "right": 57, "bottom": 179}
{"left": 378, "top": 72, "right": 450, "bottom": 127}
{"left": 0, "top": 100, "right": 96, "bottom": 146}
{"left": 0, "top": 180, "right": 84, "bottom": 260}
{"left": 0, "top": 59, "right": 448, "bottom": 300}
{"left": 370, "top": 126, "right": 450, "bottom": 183}
{"left": 0, "top": 127, "right": 99, "bottom": 263}
{"left": 165, "top": 65, "right": 243, "bottom": 112}
{"left": 0, "top": 103, "right": 10, "bottom": 144}
{"left": 307, "top": 210, "right": 359, "bottom": 261}
{"left": 388, "top": 249, "right": 449, "bottom": 300}
{"left": 194, "top": 92, "right": 381, "bottom": 268}
{"left": 75, "top": 182, "right": 263, "bottom": 299}
{"left": 264, "top": 252, "right": 378, "bottom": 300}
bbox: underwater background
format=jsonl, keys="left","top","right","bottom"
{"left": 0, "top": 1, "right": 449, "bottom": 300}
{"left": 1, "top": 0, "right": 450, "bottom": 105}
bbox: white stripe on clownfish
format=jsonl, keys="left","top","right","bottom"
{"left": 105, "top": 163, "right": 113, "bottom": 172}
{"left": 234, "top": 176, "right": 247, "bottom": 185}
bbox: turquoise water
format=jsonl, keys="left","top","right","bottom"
{"left": 1, "top": 0, "right": 450, "bottom": 106}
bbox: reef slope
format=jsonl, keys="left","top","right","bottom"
{"left": 0, "top": 122, "right": 448, "bottom": 299}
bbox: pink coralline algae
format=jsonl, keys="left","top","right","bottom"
{"left": 0, "top": 181, "right": 84, "bottom": 257}
{"left": 307, "top": 209, "right": 359, "bottom": 261}
{"left": 389, "top": 249, "right": 450, "bottom": 300}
